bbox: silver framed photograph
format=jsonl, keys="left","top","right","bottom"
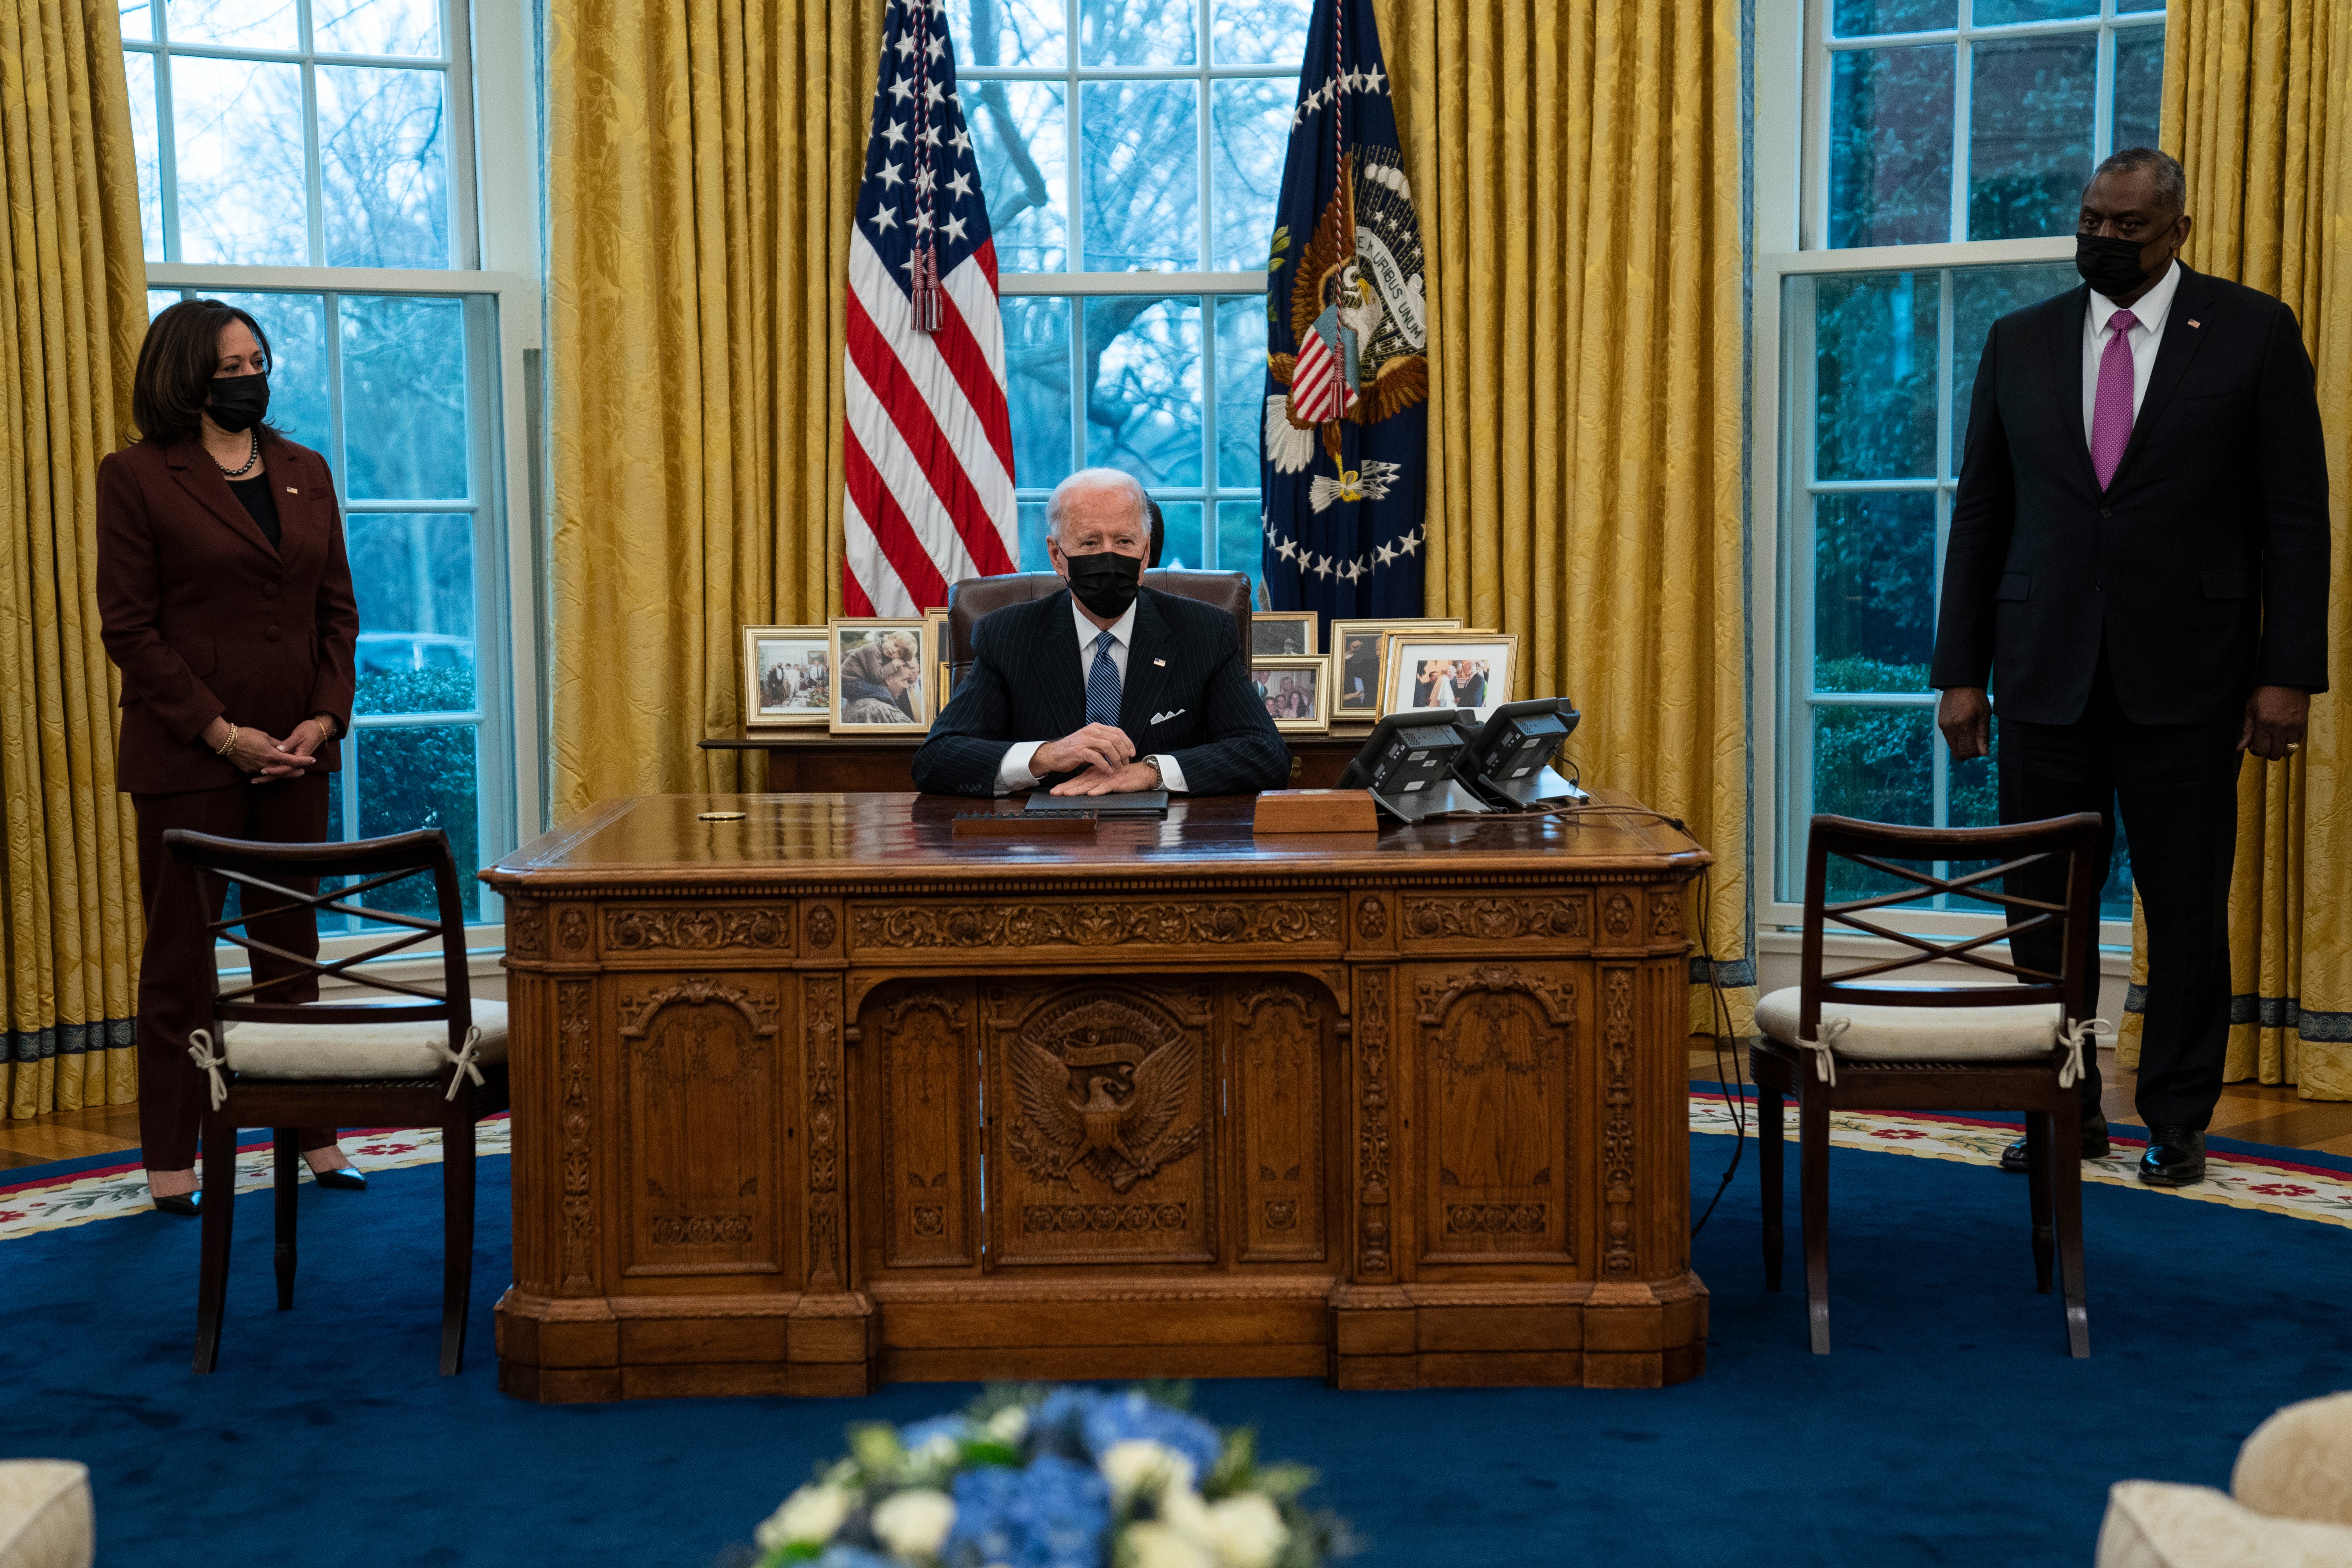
{"left": 828, "top": 618, "right": 932, "bottom": 734}
{"left": 742, "top": 625, "right": 832, "bottom": 729}
{"left": 1379, "top": 631, "right": 1518, "bottom": 721}
{"left": 1250, "top": 654, "right": 1331, "bottom": 734}
{"left": 1250, "top": 610, "right": 1317, "bottom": 658}
{"left": 1329, "top": 618, "right": 1461, "bottom": 716}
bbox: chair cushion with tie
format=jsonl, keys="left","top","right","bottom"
{"left": 1755, "top": 986, "right": 2101, "bottom": 1083}
{"left": 0, "top": 1460, "right": 92, "bottom": 1568}
{"left": 219, "top": 998, "right": 510, "bottom": 1082}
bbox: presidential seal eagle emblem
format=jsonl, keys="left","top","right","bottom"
{"left": 1264, "top": 144, "right": 1429, "bottom": 511}
{"left": 1005, "top": 995, "right": 1203, "bottom": 1194}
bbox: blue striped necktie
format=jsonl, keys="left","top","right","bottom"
{"left": 1085, "top": 630, "right": 1121, "bottom": 727}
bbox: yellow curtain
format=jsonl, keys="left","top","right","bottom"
{"left": 0, "top": 0, "right": 147, "bottom": 1117}
{"left": 2118, "top": 1, "right": 2352, "bottom": 1098}
{"left": 546, "top": 0, "right": 883, "bottom": 820}
{"left": 1381, "top": 0, "right": 1753, "bottom": 1029}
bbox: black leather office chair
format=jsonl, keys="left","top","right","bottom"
{"left": 945, "top": 570, "right": 1253, "bottom": 692}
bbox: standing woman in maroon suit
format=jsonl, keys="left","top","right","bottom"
{"left": 97, "top": 300, "right": 366, "bottom": 1215}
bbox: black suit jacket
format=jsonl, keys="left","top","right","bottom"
{"left": 1930, "top": 265, "right": 2330, "bottom": 726}
{"left": 911, "top": 587, "right": 1290, "bottom": 797}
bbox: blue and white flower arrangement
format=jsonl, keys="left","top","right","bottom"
{"left": 751, "top": 1384, "right": 1354, "bottom": 1568}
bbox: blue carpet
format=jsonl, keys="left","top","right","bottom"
{"left": 4, "top": 1132, "right": 2346, "bottom": 1568}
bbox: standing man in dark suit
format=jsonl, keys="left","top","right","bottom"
{"left": 912, "top": 469, "right": 1289, "bottom": 798}
{"left": 1932, "top": 148, "right": 2331, "bottom": 1186}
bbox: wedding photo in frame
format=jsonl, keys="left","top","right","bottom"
{"left": 741, "top": 625, "right": 832, "bottom": 729}
{"left": 1249, "top": 654, "right": 1332, "bottom": 734}
{"left": 828, "top": 618, "right": 933, "bottom": 734}
{"left": 1250, "top": 610, "right": 1317, "bottom": 657}
{"left": 1329, "top": 617, "right": 1461, "bottom": 717}
{"left": 1379, "top": 631, "right": 1518, "bottom": 720}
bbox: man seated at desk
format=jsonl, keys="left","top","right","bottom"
{"left": 912, "top": 468, "right": 1289, "bottom": 798}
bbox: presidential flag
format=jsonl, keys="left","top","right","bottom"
{"left": 843, "top": 0, "right": 1019, "bottom": 616}
{"left": 1260, "top": 0, "right": 1428, "bottom": 621}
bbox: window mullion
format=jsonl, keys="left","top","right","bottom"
{"left": 2093, "top": 19, "right": 2116, "bottom": 161}
{"left": 153, "top": 45, "right": 182, "bottom": 263}
{"left": 300, "top": 61, "right": 327, "bottom": 264}
{"left": 1950, "top": 25, "right": 1971, "bottom": 244}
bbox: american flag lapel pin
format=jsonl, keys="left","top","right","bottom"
{"left": 2187, "top": 319, "right": 2201, "bottom": 328}
{"left": 286, "top": 486, "right": 299, "bottom": 494}
{"left": 1153, "top": 658, "right": 1166, "bottom": 667}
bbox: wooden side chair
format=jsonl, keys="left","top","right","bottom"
{"left": 165, "top": 826, "right": 509, "bottom": 1376}
{"left": 1749, "top": 811, "right": 2108, "bottom": 1358}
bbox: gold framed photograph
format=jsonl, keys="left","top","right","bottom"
{"left": 924, "top": 608, "right": 952, "bottom": 718}
{"left": 1249, "top": 654, "right": 1332, "bottom": 734}
{"left": 742, "top": 625, "right": 832, "bottom": 729}
{"left": 1379, "top": 631, "right": 1518, "bottom": 720}
{"left": 1250, "top": 610, "right": 1317, "bottom": 658}
{"left": 1329, "top": 618, "right": 1461, "bottom": 716}
{"left": 828, "top": 618, "right": 932, "bottom": 733}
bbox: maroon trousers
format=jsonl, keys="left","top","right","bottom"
{"left": 133, "top": 771, "right": 337, "bottom": 1171}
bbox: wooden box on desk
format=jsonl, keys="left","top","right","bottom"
{"left": 1252, "top": 789, "right": 1378, "bottom": 834}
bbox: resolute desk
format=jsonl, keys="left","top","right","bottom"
{"left": 484, "top": 791, "right": 1711, "bottom": 1402}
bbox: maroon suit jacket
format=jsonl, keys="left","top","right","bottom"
{"left": 96, "top": 433, "right": 360, "bottom": 795}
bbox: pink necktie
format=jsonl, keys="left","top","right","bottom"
{"left": 2090, "top": 308, "right": 2139, "bottom": 490}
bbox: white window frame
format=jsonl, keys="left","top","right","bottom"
{"left": 967, "top": 0, "right": 1287, "bottom": 570}
{"left": 1753, "top": 0, "right": 2148, "bottom": 957}
{"left": 136, "top": 0, "right": 545, "bottom": 970}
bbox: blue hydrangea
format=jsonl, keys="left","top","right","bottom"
{"left": 1078, "top": 1391, "right": 1222, "bottom": 1478}
{"left": 1024, "top": 1389, "right": 1107, "bottom": 1464}
{"left": 945, "top": 1454, "right": 1109, "bottom": 1568}
{"left": 899, "top": 1413, "right": 973, "bottom": 1452}
{"left": 814, "top": 1549, "right": 898, "bottom": 1568}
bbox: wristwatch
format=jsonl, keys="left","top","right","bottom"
{"left": 1141, "top": 754, "right": 1164, "bottom": 788}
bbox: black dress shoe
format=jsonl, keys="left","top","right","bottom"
{"left": 309, "top": 1165, "right": 367, "bottom": 1191}
{"left": 151, "top": 1190, "right": 200, "bottom": 1217}
{"left": 2139, "top": 1124, "right": 2207, "bottom": 1186}
{"left": 1998, "top": 1111, "right": 2110, "bottom": 1171}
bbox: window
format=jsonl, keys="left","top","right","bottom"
{"left": 123, "top": 0, "right": 539, "bottom": 939}
{"left": 1817, "top": 0, "right": 2166, "bottom": 249}
{"left": 955, "top": 0, "right": 1312, "bottom": 595}
{"left": 1757, "top": 0, "right": 2163, "bottom": 927}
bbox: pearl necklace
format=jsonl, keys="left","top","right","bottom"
{"left": 215, "top": 430, "right": 259, "bottom": 479}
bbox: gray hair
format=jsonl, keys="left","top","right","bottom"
{"left": 1044, "top": 467, "right": 1148, "bottom": 539}
{"left": 2091, "top": 147, "right": 2187, "bottom": 216}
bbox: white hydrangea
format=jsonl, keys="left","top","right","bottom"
{"left": 1100, "top": 1439, "right": 1197, "bottom": 1504}
{"left": 871, "top": 1487, "right": 958, "bottom": 1560}
{"left": 984, "top": 1404, "right": 1030, "bottom": 1445}
{"left": 1157, "top": 1484, "right": 1215, "bottom": 1544}
{"left": 1204, "top": 1493, "right": 1291, "bottom": 1568}
{"left": 1121, "top": 1520, "right": 1218, "bottom": 1568}
{"left": 754, "top": 1483, "right": 853, "bottom": 1551}
{"left": 910, "top": 1431, "right": 963, "bottom": 1476}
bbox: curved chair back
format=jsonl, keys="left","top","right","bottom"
{"left": 161, "top": 826, "right": 472, "bottom": 1043}
{"left": 1796, "top": 811, "right": 2107, "bottom": 1043}
{"left": 945, "top": 569, "right": 1254, "bottom": 690}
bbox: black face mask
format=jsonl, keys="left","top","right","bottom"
{"left": 206, "top": 372, "right": 271, "bottom": 433}
{"left": 2076, "top": 232, "right": 2158, "bottom": 300}
{"left": 1064, "top": 549, "right": 1143, "bottom": 620}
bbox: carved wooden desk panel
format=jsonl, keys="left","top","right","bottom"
{"left": 485, "top": 791, "right": 1710, "bottom": 1402}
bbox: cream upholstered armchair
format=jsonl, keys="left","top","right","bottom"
{"left": 0, "top": 1461, "right": 92, "bottom": 1568}
{"left": 2098, "top": 1392, "right": 2352, "bottom": 1566}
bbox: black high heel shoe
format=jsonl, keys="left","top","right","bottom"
{"left": 310, "top": 1165, "right": 367, "bottom": 1191}
{"left": 152, "top": 1190, "right": 200, "bottom": 1217}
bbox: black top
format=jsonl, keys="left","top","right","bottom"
{"left": 225, "top": 472, "right": 281, "bottom": 548}
{"left": 1931, "top": 264, "right": 2331, "bottom": 725}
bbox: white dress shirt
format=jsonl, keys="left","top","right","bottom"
{"left": 2081, "top": 258, "right": 2181, "bottom": 448}
{"left": 993, "top": 598, "right": 1190, "bottom": 794}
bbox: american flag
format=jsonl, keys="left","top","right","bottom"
{"left": 843, "top": 0, "right": 1017, "bottom": 616}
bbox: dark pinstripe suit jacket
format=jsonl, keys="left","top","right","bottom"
{"left": 911, "top": 587, "right": 1290, "bottom": 797}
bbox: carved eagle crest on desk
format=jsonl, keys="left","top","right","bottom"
{"left": 1007, "top": 996, "right": 1201, "bottom": 1194}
